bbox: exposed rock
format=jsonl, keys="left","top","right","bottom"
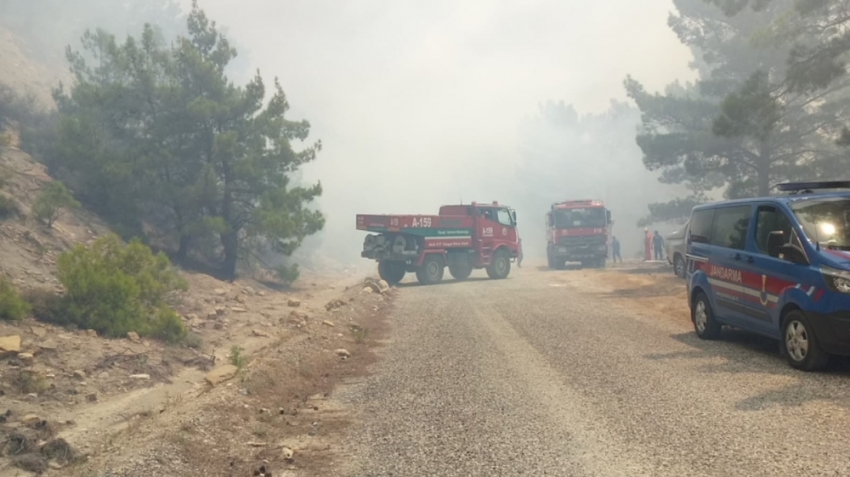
{"left": 73, "top": 370, "right": 86, "bottom": 380}
{"left": 322, "top": 320, "right": 335, "bottom": 328}
{"left": 86, "top": 329, "right": 98, "bottom": 338}
{"left": 364, "top": 278, "right": 391, "bottom": 294}
{"left": 127, "top": 332, "right": 140, "bottom": 342}
{"left": 37, "top": 341, "right": 57, "bottom": 351}
{"left": 334, "top": 349, "right": 351, "bottom": 358}
{"left": 207, "top": 311, "right": 219, "bottom": 320}
{"left": 215, "top": 306, "right": 227, "bottom": 316}
{"left": 230, "top": 307, "right": 247, "bottom": 313}
{"left": 205, "top": 364, "right": 239, "bottom": 385}
{"left": 97, "top": 371, "right": 109, "bottom": 379}
{"left": 17, "top": 352, "right": 34, "bottom": 365}
{"left": 243, "top": 286, "right": 256, "bottom": 296}
{"left": 362, "top": 286, "right": 374, "bottom": 294}
{"left": 325, "top": 299, "right": 346, "bottom": 311}
{"left": 185, "top": 313, "right": 199, "bottom": 321}
{"left": 86, "top": 393, "right": 98, "bottom": 403}
{"left": 21, "top": 414, "right": 41, "bottom": 425}
{"left": 30, "top": 327, "right": 47, "bottom": 338}
{"left": 258, "top": 291, "right": 266, "bottom": 297}
{"left": 0, "top": 335, "right": 22, "bottom": 357}
{"left": 252, "top": 329, "right": 271, "bottom": 338}
{"left": 288, "top": 298, "right": 301, "bottom": 307}
{"left": 235, "top": 294, "right": 246, "bottom": 304}
{"left": 281, "top": 446, "right": 294, "bottom": 460}
{"left": 129, "top": 374, "right": 150, "bottom": 380}
{"left": 214, "top": 288, "right": 227, "bottom": 296}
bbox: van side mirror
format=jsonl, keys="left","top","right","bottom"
{"left": 767, "top": 231, "right": 785, "bottom": 258}
{"left": 511, "top": 211, "right": 517, "bottom": 224}
{"left": 606, "top": 210, "right": 612, "bottom": 224}
{"left": 768, "top": 231, "right": 808, "bottom": 264}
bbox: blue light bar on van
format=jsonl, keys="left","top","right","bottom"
{"left": 775, "top": 181, "right": 850, "bottom": 193}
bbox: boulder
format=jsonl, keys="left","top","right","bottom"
{"left": 30, "top": 327, "right": 47, "bottom": 338}
{"left": 334, "top": 349, "right": 351, "bottom": 358}
{"left": 127, "top": 332, "right": 140, "bottom": 342}
{"left": 0, "top": 335, "right": 21, "bottom": 357}
{"left": 287, "top": 298, "right": 302, "bottom": 308}
{"left": 205, "top": 364, "right": 239, "bottom": 385}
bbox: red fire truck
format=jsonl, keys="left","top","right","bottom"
{"left": 546, "top": 200, "right": 612, "bottom": 269}
{"left": 357, "top": 201, "right": 521, "bottom": 285}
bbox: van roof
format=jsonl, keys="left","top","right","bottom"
{"left": 693, "top": 191, "right": 850, "bottom": 211}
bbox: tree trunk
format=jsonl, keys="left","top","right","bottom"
{"left": 221, "top": 230, "right": 238, "bottom": 281}
{"left": 176, "top": 234, "right": 191, "bottom": 263}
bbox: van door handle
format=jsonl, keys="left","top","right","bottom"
{"left": 733, "top": 253, "right": 742, "bottom": 261}
{"left": 746, "top": 256, "right": 754, "bottom": 264}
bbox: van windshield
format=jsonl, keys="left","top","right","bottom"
{"left": 791, "top": 198, "right": 850, "bottom": 250}
{"left": 554, "top": 208, "right": 607, "bottom": 228}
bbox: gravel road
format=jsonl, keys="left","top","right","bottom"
{"left": 337, "top": 266, "right": 850, "bottom": 477}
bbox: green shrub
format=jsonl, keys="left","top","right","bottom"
{"left": 0, "top": 194, "right": 18, "bottom": 219}
{"left": 52, "top": 234, "right": 188, "bottom": 341}
{"left": 0, "top": 277, "right": 30, "bottom": 321}
{"left": 32, "top": 181, "right": 80, "bottom": 228}
{"left": 276, "top": 264, "right": 300, "bottom": 286}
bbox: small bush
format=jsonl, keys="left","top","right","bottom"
{"left": 11, "top": 370, "right": 49, "bottom": 394}
{"left": 276, "top": 264, "right": 300, "bottom": 285}
{"left": 32, "top": 181, "right": 79, "bottom": 228}
{"left": 52, "top": 234, "right": 188, "bottom": 341}
{"left": 350, "top": 325, "right": 369, "bottom": 344}
{"left": 229, "top": 345, "right": 247, "bottom": 369}
{"left": 0, "top": 277, "right": 30, "bottom": 321}
{"left": 0, "top": 194, "right": 19, "bottom": 219}
{"left": 22, "top": 288, "right": 65, "bottom": 323}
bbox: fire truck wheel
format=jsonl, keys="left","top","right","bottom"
{"left": 449, "top": 263, "right": 473, "bottom": 281}
{"left": 416, "top": 255, "right": 444, "bottom": 285}
{"left": 486, "top": 249, "right": 511, "bottom": 279}
{"left": 378, "top": 261, "right": 405, "bottom": 285}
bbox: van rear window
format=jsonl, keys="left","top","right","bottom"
{"left": 689, "top": 208, "right": 715, "bottom": 244}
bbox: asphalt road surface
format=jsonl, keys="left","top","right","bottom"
{"left": 338, "top": 266, "right": 850, "bottom": 477}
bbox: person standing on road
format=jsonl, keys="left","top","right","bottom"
{"left": 612, "top": 236, "right": 622, "bottom": 264}
{"left": 653, "top": 230, "right": 664, "bottom": 261}
{"left": 517, "top": 238, "right": 523, "bottom": 268}
{"left": 644, "top": 228, "right": 652, "bottom": 261}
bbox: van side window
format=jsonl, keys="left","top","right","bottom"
{"left": 689, "top": 209, "right": 716, "bottom": 244}
{"left": 710, "top": 205, "right": 752, "bottom": 250}
{"left": 755, "top": 206, "right": 794, "bottom": 254}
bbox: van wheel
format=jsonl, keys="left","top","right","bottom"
{"left": 415, "top": 255, "right": 444, "bottom": 285}
{"left": 486, "top": 250, "right": 511, "bottom": 279}
{"left": 674, "top": 254, "right": 686, "bottom": 278}
{"left": 781, "top": 310, "right": 830, "bottom": 371}
{"left": 692, "top": 292, "right": 721, "bottom": 340}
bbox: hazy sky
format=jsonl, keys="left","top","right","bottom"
{"left": 177, "top": 0, "right": 696, "bottom": 261}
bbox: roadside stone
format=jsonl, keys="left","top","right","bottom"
{"left": 86, "top": 329, "right": 98, "bottom": 338}
{"left": 231, "top": 307, "right": 247, "bottom": 313}
{"left": 235, "top": 294, "right": 246, "bottom": 304}
{"left": 335, "top": 348, "right": 351, "bottom": 358}
{"left": 37, "top": 341, "right": 57, "bottom": 352}
{"left": 73, "top": 370, "right": 86, "bottom": 380}
{"left": 207, "top": 311, "right": 219, "bottom": 320}
{"left": 86, "top": 393, "right": 98, "bottom": 403}
{"left": 252, "top": 329, "right": 271, "bottom": 338}
{"left": 213, "top": 322, "right": 225, "bottom": 330}
{"left": 205, "top": 365, "right": 239, "bottom": 385}
{"left": 127, "top": 332, "right": 140, "bottom": 342}
{"left": 186, "top": 313, "right": 199, "bottom": 321}
{"left": 281, "top": 446, "right": 294, "bottom": 460}
{"left": 21, "top": 414, "right": 41, "bottom": 425}
{"left": 97, "top": 371, "right": 109, "bottom": 379}
{"left": 322, "top": 320, "right": 335, "bottom": 328}
{"left": 364, "top": 278, "right": 391, "bottom": 294}
{"left": 129, "top": 374, "right": 150, "bottom": 380}
{"left": 325, "top": 299, "right": 346, "bottom": 311}
{"left": 214, "top": 288, "right": 227, "bottom": 296}
{"left": 288, "top": 298, "right": 301, "bottom": 307}
{"left": 258, "top": 291, "right": 266, "bottom": 297}
{"left": 30, "top": 326, "right": 47, "bottom": 338}
{"left": 17, "top": 352, "right": 34, "bottom": 365}
{"left": 0, "top": 335, "right": 22, "bottom": 357}
{"left": 362, "top": 287, "right": 374, "bottom": 294}
{"left": 215, "top": 306, "right": 227, "bottom": 316}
